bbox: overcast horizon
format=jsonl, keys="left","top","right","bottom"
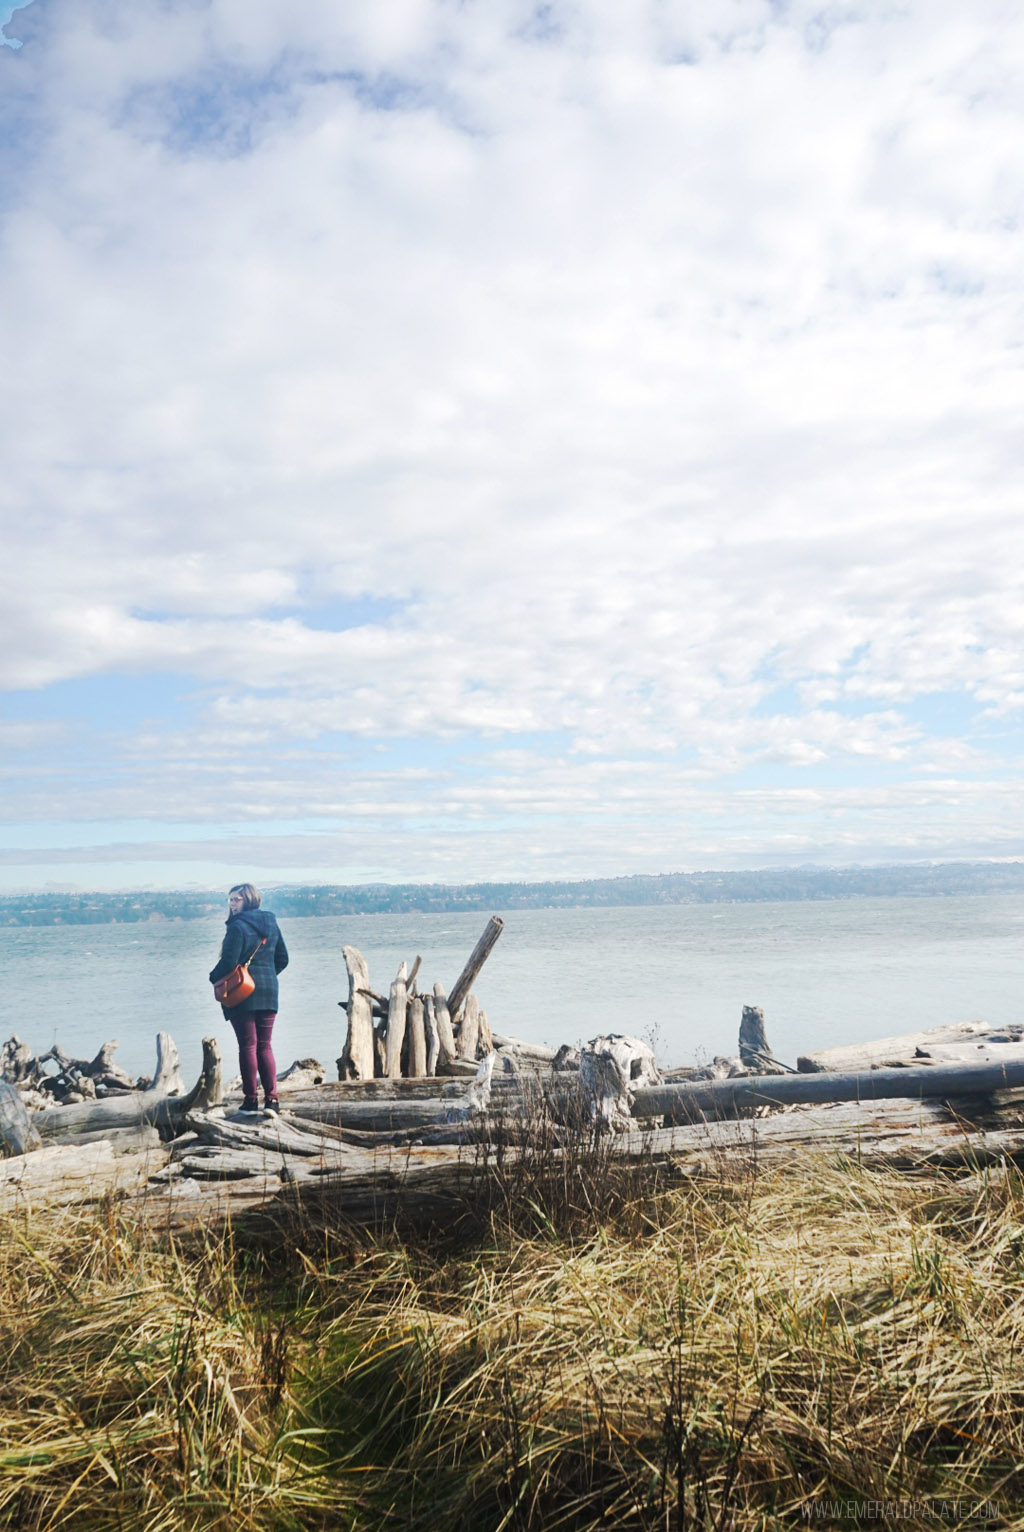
{"left": 3, "top": 1, "right": 1023, "bottom": 893}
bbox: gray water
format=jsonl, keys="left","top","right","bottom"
{"left": 3, "top": 895, "right": 1023, "bottom": 1082}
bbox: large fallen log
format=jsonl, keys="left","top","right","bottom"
{"left": 0, "top": 1139, "right": 169, "bottom": 1211}
{"left": 634, "top": 1055, "right": 1024, "bottom": 1123}
{"left": 797, "top": 1021, "right": 1024, "bottom": 1073}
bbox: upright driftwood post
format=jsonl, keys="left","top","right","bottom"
{"left": 151, "top": 1033, "right": 185, "bottom": 1096}
{"left": 341, "top": 946, "right": 375, "bottom": 1081}
{"left": 385, "top": 962, "right": 408, "bottom": 1080}
{"left": 432, "top": 983, "right": 458, "bottom": 1068}
{"left": 478, "top": 1008, "right": 493, "bottom": 1057}
{"left": 447, "top": 916, "right": 504, "bottom": 1020}
{"left": 458, "top": 993, "right": 481, "bottom": 1061}
{"left": 408, "top": 996, "right": 427, "bottom": 1078}
{"left": 424, "top": 996, "right": 440, "bottom": 1076}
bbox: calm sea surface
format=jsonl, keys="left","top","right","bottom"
{"left": 3, "top": 896, "right": 1023, "bottom": 1082}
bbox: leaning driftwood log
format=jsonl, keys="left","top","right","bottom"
{"left": 447, "top": 915, "right": 504, "bottom": 1020}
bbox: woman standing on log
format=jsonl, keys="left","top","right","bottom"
{"left": 209, "top": 883, "right": 289, "bottom": 1115}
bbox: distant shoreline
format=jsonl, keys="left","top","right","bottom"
{"left": 2, "top": 861, "right": 1023, "bottom": 926}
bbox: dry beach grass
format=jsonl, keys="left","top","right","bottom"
{"left": 3, "top": 1134, "right": 1024, "bottom": 1530}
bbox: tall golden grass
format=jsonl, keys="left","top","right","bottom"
{"left": 3, "top": 1141, "right": 1024, "bottom": 1529}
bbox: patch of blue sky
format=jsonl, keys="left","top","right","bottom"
{"left": 0, "top": 1, "right": 33, "bottom": 49}
{"left": 514, "top": 5, "right": 567, "bottom": 45}
{"left": 120, "top": 59, "right": 304, "bottom": 157}
{"left": 901, "top": 691, "right": 983, "bottom": 735}
{"left": 335, "top": 69, "right": 432, "bottom": 113}
{"left": 0, "top": 673, "right": 203, "bottom": 730}
{"left": 317, "top": 67, "right": 484, "bottom": 138}
{"left": 750, "top": 682, "right": 805, "bottom": 719}
{"left": 122, "top": 59, "right": 453, "bottom": 159}
{"left": 751, "top": 685, "right": 999, "bottom": 738}
{"left": 279, "top": 594, "right": 406, "bottom": 631}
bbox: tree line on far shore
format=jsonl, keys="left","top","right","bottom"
{"left": 2, "top": 861, "right": 1023, "bottom": 926}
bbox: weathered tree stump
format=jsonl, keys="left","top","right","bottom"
{"left": 579, "top": 1035, "right": 662, "bottom": 1132}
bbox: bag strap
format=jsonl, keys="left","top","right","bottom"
{"left": 243, "top": 936, "right": 266, "bottom": 966}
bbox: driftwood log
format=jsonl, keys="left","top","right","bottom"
{"left": 336, "top": 919, "right": 502, "bottom": 1082}
{"left": 34, "top": 1034, "right": 222, "bottom": 1142}
{"left": 0, "top": 1081, "right": 42, "bottom": 1156}
{"left": 634, "top": 1055, "right": 1024, "bottom": 1123}
{"left": 339, "top": 946, "right": 375, "bottom": 1080}
{"left": 433, "top": 984, "right": 458, "bottom": 1069}
{"left": 579, "top": 1035, "right": 661, "bottom": 1131}
{"left": 385, "top": 962, "right": 408, "bottom": 1080}
{"left": 798, "top": 1021, "right": 1024, "bottom": 1073}
{"left": 458, "top": 993, "right": 480, "bottom": 1061}
{"left": 447, "top": 916, "right": 504, "bottom": 1019}
{"left": 0, "top": 1139, "right": 169, "bottom": 1210}
{"left": 738, "top": 1005, "right": 793, "bottom": 1073}
{"left": 407, "top": 996, "right": 427, "bottom": 1077}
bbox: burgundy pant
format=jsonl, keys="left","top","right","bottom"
{"left": 230, "top": 1010, "right": 277, "bottom": 1099}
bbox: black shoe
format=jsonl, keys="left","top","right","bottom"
{"left": 265, "top": 1097, "right": 280, "bottom": 1114}
{"left": 238, "top": 1095, "right": 261, "bottom": 1115}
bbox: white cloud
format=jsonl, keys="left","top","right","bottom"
{"left": 1, "top": 0, "right": 1023, "bottom": 883}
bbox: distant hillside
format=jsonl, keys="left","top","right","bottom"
{"left": 2, "top": 861, "right": 1023, "bottom": 926}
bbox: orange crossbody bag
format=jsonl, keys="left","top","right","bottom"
{"left": 213, "top": 936, "right": 266, "bottom": 1008}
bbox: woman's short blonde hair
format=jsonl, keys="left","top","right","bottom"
{"left": 229, "top": 883, "right": 262, "bottom": 910}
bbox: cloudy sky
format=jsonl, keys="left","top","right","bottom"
{"left": 1, "top": 0, "right": 1023, "bottom": 892}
